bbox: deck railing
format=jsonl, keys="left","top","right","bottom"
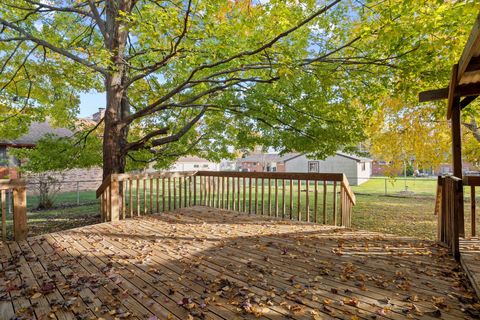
{"left": 96, "top": 171, "right": 356, "bottom": 227}
{"left": 464, "top": 175, "right": 480, "bottom": 237}
{"left": 0, "top": 179, "right": 28, "bottom": 241}
{"left": 436, "top": 176, "right": 464, "bottom": 260}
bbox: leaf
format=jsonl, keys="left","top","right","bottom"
{"left": 31, "top": 292, "right": 42, "bottom": 299}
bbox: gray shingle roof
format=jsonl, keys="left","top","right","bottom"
{"left": 0, "top": 121, "right": 73, "bottom": 147}
{"left": 237, "top": 152, "right": 300, "bottom": 163}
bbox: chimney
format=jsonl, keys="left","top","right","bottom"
{"left": 93, "top": 107, "right": 106, "bottom": 123}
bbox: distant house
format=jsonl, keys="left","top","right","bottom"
{"left": 169, "top": 156, "right": 220, "bottom": 171}
{"left": 0, "top": 121, "right": 74, "bottom": 179}
{"left": 283, "top": 152, "right": 372, "bottom": 186}
{"left": 0, "top": 120, "right": 103, "bottom": 189}
{"left": 236, "top": 153, "right": 297, "bottom": 172}
{"left": 219, "top": 160, "right": 237, "bottom": 171}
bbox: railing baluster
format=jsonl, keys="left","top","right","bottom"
{"left": 221, "top": 176, "right": 225, "bottom": 209}
{"left": 179, "top": 177, "right": 182, "bottom": 208}
{"left": 323, "top": 181, "right": 327, "bottom": 224}
{"left": 282, "top": 179, "right": 286, "bottom": 219}
{"left": 314, "top": 180, "right": 318, "bottom": 223}
{"left": 261, "top": 178, "right": 265, "bottom": 215}
{"left": 306, "top": 180, "right": 309, "bottom": 222}
{"left": 1, "top": 190, "right": 6, "bottom": 241}
{"left": 268, "top": 178, "right": 271, "bottom": 216}
{"left": 289, "top": 179, "right": 293, "bottom": 220}
{"left": 232, "top": 177, "right": 234, "bottom": 211}
{"left": 472, "top": 186, "right": 476, "bottom": 237}
{"left": 143, "top": 179, "right": 147, "bottom": 215}
{"left": 156, "top": 178, "right": 160, "bottom": 213}
{"left": 150, "top": 178, "right": 153, "bottom": 214}
{"left": 297, "top": 179, "right": 301, "bottom": 221}
{"left": 122, "top": 180, "right": 126, "bottom": 219}
{"left": 184, "top": 176, "right": 188, "bottom": 207}
{"left": 226, "top": 177, "right": 230, "bottom": 210}
{"left": 168, "top": 177, "right": 172, "bottom": 211}
{"left": 333, "top": 181, "right": 337, "bottom": 226}
{"left": 274, "top": 179, "right": 278, "bottom": 217}
{"left": 243, "top": 177, "right": 246, "bottom": 212}
{"left": 136, "top": 179, "right": 140, "bottom": 215}
{"left": 237, "top": 178, "right": 242, "bottom": 211}
{"left": 162, "top": 178, "right": 166, "bottom": 212}
{"left": 248, "top": 177, "right": 252, "bottom": 214}
{"left": 255, "top": 178, "right": 258, "bottom": 215}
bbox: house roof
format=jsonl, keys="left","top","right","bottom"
{"left": 283, "top": 152, "right": 372, "bottom": 163}
{"left": 237, "top": 152, "right": 300, "bottom": 163}
{"left": 0, "top": 121, "right": 73, "bottom": 147}
{"left": 176, "top": 156, "right": 214, "bottom": 163}
{"left": 335, "top": 152, "right": 372, "bottom": 162}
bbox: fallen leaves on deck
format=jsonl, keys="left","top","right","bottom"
{"left": 1, "top": 207, "right": 479, "bottom": 320}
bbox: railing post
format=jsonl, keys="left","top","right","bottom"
{"left": 13, "top": 185, "right": 27, "bottom": 241}
{"left": 110, "top": 175, "right": 120, "bottom": 222}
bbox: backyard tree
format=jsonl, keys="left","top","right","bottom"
{"left": 0, "top": 0, "right": 477, "bottom": 178}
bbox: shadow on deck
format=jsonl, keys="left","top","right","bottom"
{"left": 1, "top": 206, "right": 479, "bottom": 319}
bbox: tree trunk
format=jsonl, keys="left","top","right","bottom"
{"left": 102, "top": 0, "right": 131, "bottom": 180}
{"left": 102, "top": 76, "right": 129, "bottom": 179}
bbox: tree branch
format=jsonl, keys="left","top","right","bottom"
{"left": 0, "top": 18, "right": 108, "bottom": 74}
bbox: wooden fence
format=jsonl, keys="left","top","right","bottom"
{"left": 0, "top": 179, "right": 28, "bottom": 241}
{"left": 436, "top": 176, "right": 464, "bottom": 260}
{"left": 96, "top": 171, "right": 356, "bottom": 227}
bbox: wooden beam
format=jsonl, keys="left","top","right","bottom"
{"left": 458, "top": 13, "right": 480, "bottom": 82}
{"left": 447, "top": 64, "right": 459, "bottom": 120}
{"left": 460, "top": 95, "right": 478, "bottom": 109}
{"left": 419, "top": 83, "right": 480, "bottom": 102}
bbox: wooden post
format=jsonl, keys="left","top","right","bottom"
{"left": 1, "top": 190, "right": 6, "bottom": 241}
{"left": 193, "top": 175, "right": 197, "bottom": 206}
{"left": 472, "top": 186, "right": 476, "bottom": 237}
{"left": 13, "top": 186, "right": 27, "bottom": 241}
{"left": 110, "top": 176, "right": 120, "bottom": 221}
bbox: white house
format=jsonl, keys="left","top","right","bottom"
{"left": 284, "top": 152, "right": 372, "bottom": 186}
{"left": 169, "top": 156, "right": 220, "bottom": 171}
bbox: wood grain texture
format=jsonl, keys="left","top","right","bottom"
{"left": 0, "top": 207, "right": 477, "bottom": 320}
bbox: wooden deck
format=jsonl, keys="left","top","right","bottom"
{"left": 460, "top": 238, "right": 480, "bottom": 303}
{"left": 1, "top": 207, "right": 479, "bottom": 320}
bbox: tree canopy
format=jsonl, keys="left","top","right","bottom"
{"left": 0, "top": 0, "right": 479, "bottom": 176}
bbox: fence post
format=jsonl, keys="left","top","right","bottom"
{"left": 13, "top": 186, "right": 27, "bottom": 241}
{"left": 110, "top": 175, "right": 120, "bottom": 222}
{"left": 76, "top": 181, "right": 80, "bottom": 206}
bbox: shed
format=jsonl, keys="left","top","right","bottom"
{"left": 284, "top": 152, "right": 372, "bottom": 186}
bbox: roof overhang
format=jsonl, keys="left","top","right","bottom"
{"left": 419, "top": 13, "right": 480, "bottom": 119}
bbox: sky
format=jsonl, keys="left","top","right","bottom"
{"left": 79, "top": 92, "right": 105, "bottom": 117}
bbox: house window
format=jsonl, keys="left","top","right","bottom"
{"left": 361, "top": 162, "right": 366, "bottom": 171}
{"left": 308, "top": 161, "right": 319, "bottom": 173}
{"left": 202, "top": 164, "right": 209, "bottom": 168}
{"left": 193, "top": 164, "right": 200, "bottom": 168}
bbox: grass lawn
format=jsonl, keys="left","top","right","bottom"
{"left": 352, "top": 177, "right": 438, "bottom": 196}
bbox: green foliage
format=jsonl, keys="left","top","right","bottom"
{"left": 11, "top": 132, "right": 102, "bottom": 173}
{"left": 1, "top": 0, "right": 479, "bottom": 173}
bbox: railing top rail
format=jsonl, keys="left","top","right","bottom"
{"left": 194, "top": 171, "right": 346, "bottom": 181}
{"left": 96, "top": 174, "right": 112, "bottom": 198}
{"left": 341, "top": 175, "right": 356, "bottom": 205}
{"left": 96, "top": 171, "right": 198, "bottom": 198}
{"left": 0, "top": 179, "right": 27, "bottom": 191}
{"left": 463, "top": 175, "right": 480, "bottom": 186}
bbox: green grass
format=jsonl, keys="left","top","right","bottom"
{"left": 352, "top": 177, "right": 438, "bottom": 196}
{"left": 27, "top": 190, "right": 97, "bottom": 209}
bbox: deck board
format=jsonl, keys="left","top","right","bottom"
{"left": 1, "top": 206, "right": 479, "bottom": 320}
